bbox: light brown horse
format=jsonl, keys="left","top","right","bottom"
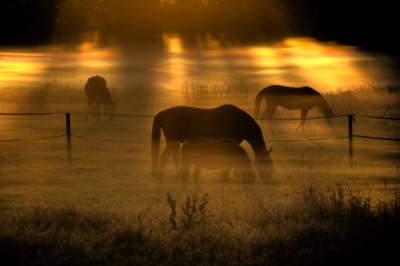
{"left": 152, "top": 104, "right": 273, "bottom": 180}
{"left": 84, "top": 75, "right": 116, "bottom": 120}
{"left": 181, "top": 138, "right": 256, "bottom": 184}
{"left": 254, "top": 85, "right": 334, "bottom": 130}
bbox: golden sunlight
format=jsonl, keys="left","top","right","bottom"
{"left": 249, "top": 37, "right": 368, "bottom": 89}
{"left": 76, "top": 36, "right": 117, "bottom": 69}
{"left": 0, "top": 52, "right": 45, "bottom": 84}
{"left": 162, "top": 33, "right": 184, "bottom": 54}
{"left": 249, "top": 47, "right": 284, "bottom": 74}
{"left": 76, "top": 51, "right": 115, "bottom": 69}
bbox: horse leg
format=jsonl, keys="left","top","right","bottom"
{"left": 262, "top": 105, "right": 276, "bottom": 135}
{"left": 93, "top": 102, "right": 100, "bottom": 121}
{"left": 233, "top": 169, "right": 240, "bottom": 179}
{"left": 99, "top": 103, "right": 104, "bottom": 120}
{"left": 171, "top": 143, "right": 181, "bottom": 177}
{"left": 181, "top": 161, "right": 191, "bottom": 185}
{"left": 193, "top": 166, "right": 201, "bottom": 183}
{"left": 236, "top": 167, "right": 245, "bottom": 183}
{"left": 220, "top": 169, "right": 230, "bottom": 183}
{"left": 160, "top": 142, "right": 180, "bottom": 178}
{"left": 85, "top": 102, "right": 90, "bottom": 120}
{"left": 242, "top": 168, "right": 256, "bottom": 184}
{"left": 299, "top": 109, "right": 308, "bottom": 134}
{"left": 159, "top": 146, "right": 172, "bottom": 179}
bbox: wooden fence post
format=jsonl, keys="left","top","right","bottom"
{"left": 348, "top": 114, "right": 354, "bottom": 166}
{"left": 66, "top": 112, "right": 72, "bottom": 163}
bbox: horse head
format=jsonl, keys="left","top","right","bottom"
{"left": 255, "top": 149, "right": 274, "bottom": 179}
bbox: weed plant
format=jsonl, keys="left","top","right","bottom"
{"left": 1, "top": 184, "right": 399, "bottom": 266}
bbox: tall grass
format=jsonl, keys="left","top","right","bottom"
{"left": 1, "top": 79, "right": 398, "bottom": 116}
{"left": 0, "top": 80, "right": 85, "bottom": 113}
{"left": 1, "top": 184, "right": 399, "bottom": 266}
{"left": 181, "top": 80, "right": 400, "bottom": 120}
{"left": 323, "top": 82, "right": 400, "bottom": 116}
{"left": 182, "top": 80, "right": 251, "bottom": 106}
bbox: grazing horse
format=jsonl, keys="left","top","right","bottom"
{"left": 84, "top": 75, "right": 116, "bottom": 120}
{"left": 152, "top": 104, "right": 273, "bottom": 179}
{"left": 254, "top": 85, "right": 334, "bottom": 131}
{"left": 181, "top": 138, "right": 256, "bottom": 184}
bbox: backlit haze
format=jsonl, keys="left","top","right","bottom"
{"left": 1, "top": 4, "right": 400, "bottom": 258}
{"left": 1, "top": 34, "right": 397, "bottom": 95}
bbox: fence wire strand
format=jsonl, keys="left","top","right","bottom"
{"left": 1, "top": 112, "right": 400, "bottom": 144}
{"left": 108, "top": 114, "right": 154, "bottom": 118}
{"left": 72, "top": 134, "right": 150, "bottom": 143}
{"left": 357, "top": 115, "right": 400, "bottom": 120}
{"left": 256, "top": 114, "right": 350, "bottom": 121}
{"left": 0, "top": 112, "right": 60, "bottom": 116}
{"left": 267, "top": 136, "right": 347, "bottom": 143}
{"left": 353, "top": 135, "right": 400, "bottom": 142}
{"left": 0, "top": 134, "right": 66, "bottom": 142}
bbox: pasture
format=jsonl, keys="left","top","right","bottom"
{"left": 1, "top": 81, "right": 399, "bottom": 206}
{"left": 0, "top": 81, "right": 399, "bottom": 265}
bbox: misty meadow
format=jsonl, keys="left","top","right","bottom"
{"left": 1, "top": 1, "right": 400, "bottom": 266}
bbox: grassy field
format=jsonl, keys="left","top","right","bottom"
{"left": 1, "top": 184, "right": 400, "bottom": 266}
{"left": 0, "top": 81, "right": 399, "bottom": 265}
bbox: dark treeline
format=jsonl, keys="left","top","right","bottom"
{"left": 293, "top": 1, "right": 400, "bottom": 55}
{"left": 54, "top": 0, "right": 290, "bottom": 42}
{"left": 1, "top": 0, "right": 59, "bottom": 45}
{"left": 0, "top": 0, "right": 398, "bottom": 54}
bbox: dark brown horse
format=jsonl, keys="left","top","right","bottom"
{"left": 152, "top": 104, "right": 273, "bottom": 179}
{"left": 181, "top": 138, "right": 256, "bottom": 184}
{"left": 254, "top": 85, "right": 334, "bottom": 130}
{"left": 84, "top": 75, "right": 116, "bottom": 120}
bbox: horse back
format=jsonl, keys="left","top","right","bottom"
{"left": 261, "top": 85, "right": 321, "bottom": 97}
{"left": 260, "top": 85, "right": 324, "bottom": 108}
{"left": 155, "top": 105, "right": 260, "bottom": 143}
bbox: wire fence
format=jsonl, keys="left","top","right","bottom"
{"left": 0, "top": 112, "right": 66, "bottom": 142}
{"left": 255, "top": 114, "right": 350, "bottom": 121}
{"left": 0, "top": 134, "right": 66, "bottom": 143}
{"left": 353, "top": 135, "right": 400, "bottom": 142}
{"left": 352, "top": 114, "right": 400, "bottom": 141}
{"left": 0, "top": 112, "right": 60, "bottom": 116}
{"left": 358, "top": 115, "right": 400, "bottom": 121}
{"left": 268, "top": 136, "right": 348, "bottom": 143}
{"left": 0, "top": 112, "right": 399, "bottom": 144}
{"left": 1, "top": 111, "right": 398, "bottom": 165}
{"left": 72, "top": 134, "right": 151, "bottom": 144}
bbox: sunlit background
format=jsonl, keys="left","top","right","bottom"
{"left": 0, "top": 0, "right": 399, "bottom": 235}
{"left": 0, "top": 35, "right": 397, "bottom": 93}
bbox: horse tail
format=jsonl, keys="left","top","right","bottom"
{"left": 254, "top": 91, "right": 264, "bottom": 118}
{"left": 152, "top": 114, "right": 162, "bottom": 177}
